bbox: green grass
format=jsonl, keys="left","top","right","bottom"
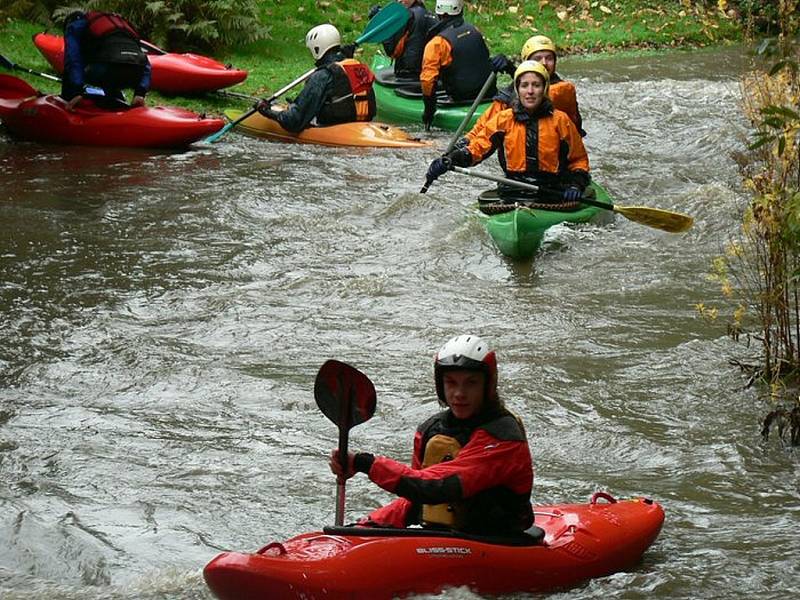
{"left": 0, "top": 0, "right": 742, "bottom": 114}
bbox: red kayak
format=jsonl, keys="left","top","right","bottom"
{"left": 0, "top": 74, "right": 224, "bottom": 147}
{"left": 33, "top": 32, "right": 248, "bottom": 95}
{"left": 204, "top": 493, "right": 664, "bottom": 599}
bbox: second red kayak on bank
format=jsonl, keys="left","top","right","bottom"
{"left": 204, "top": 492, "right": 664, "bottom": 599}
{"left": 0, "top": 74, "right": 224, "bottom": 148}
{"left": 33, "top": 32, "right": 248, "bottom": 95}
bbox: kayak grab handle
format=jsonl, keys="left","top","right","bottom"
{"left": 590, "top": 491, "right": 618, "bottom": 505}
{"left": 257, "top": 541, "right": 287, "bottom": 555}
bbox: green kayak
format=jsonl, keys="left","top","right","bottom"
{"left": 478, "top": 182, "right": 614, "bottom": 260}
{"left": 371, "top": 54, "right": 492, "bottom": 130}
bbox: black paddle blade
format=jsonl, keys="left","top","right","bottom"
{"left": 314, "top": 360, "right": 376, "bottom": 430}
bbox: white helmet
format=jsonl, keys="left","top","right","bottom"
{"left": 434, "top": 334, "right": 498, "bottom": 404}
{"left": 305, "top": 23, "right": 341, "bottom": 61}
{"left": 435, "top": 0, "right": 463, "bottom": 16}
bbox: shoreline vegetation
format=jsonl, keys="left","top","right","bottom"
{"left": 1, "top": 1, "right": 745, "bottom": 112}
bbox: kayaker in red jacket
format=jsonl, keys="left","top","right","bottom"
{"left": 330, "top": 334, "right": 534, "bottom": 535}
{"left": 426, "top": 61, "right": 590, "bottom": 203}
{"left": 61, "top": 10, "right": 151, "bottom": 111}
{"left": 256, "top": 24, "right": 376, "bottom": 133}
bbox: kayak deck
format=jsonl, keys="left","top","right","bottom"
{"left": 204, "top": 494, "right": 664, "bottom": 599}
{"left": 479, "top": 181, "right": 615, "bottom": 259}
{"left": 371, "top": 54, "right": 491, "bottom": 130}
{"left": 224, "top": 108, "right": 430, "bottom": 148}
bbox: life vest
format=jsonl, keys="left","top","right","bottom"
{"left": 317, "top": 59, "right": 377, "bottom": 125}
{"left": 391, "top": 3, "right": 437, "bottom": 79}
{"left": 420, "top": 434, "right": 465, "bottom": 528}
{"left": 82, "top": 11, "right": 147, "bottom": 67}
{"left": 436, "top": 18, "right": 493, "bottom": 101}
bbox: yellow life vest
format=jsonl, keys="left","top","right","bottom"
{"left": 421, "top": 434, "right": 465, "bottom": 528}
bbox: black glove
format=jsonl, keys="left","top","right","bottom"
{"left": 563, "top": 186, "right": 582, "bottom": 202}
{"left": 256, "top": 99, "right": 278, "bottom": 120}
{"left": 368, "top": 4, "right": 381, "bottom": 19}
{"left": 426, "top": 156, "right": 452, "bottom": 183}
{"left": 341, "top": 43, "right": 357, "bottom": 59}
{"left": 490, "top": 54, "right": 513, "bottom": 75}
{"left": 422, "top": 94, "right": 437, "bottom": 131}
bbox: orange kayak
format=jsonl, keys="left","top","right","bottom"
{"left": 204, "top": 493, "right": 664, "bottom": 599}
{"left": 223, "top": 108, "right": 430, "bottom": 148}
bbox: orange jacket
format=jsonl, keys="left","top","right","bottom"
{"left": 468, "top": 77, "right": 584, "bottom": 143}
{"left": 420, "top": 35, "right": 451, "bottom": 96}
{"left": 465, "top": 103, "right": 589, "bottom": 184}
{"left": 549, "top": 80, "right": 581, "bottom": 133}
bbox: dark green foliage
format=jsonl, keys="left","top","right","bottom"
{"left": 0, "top": 1, "right": 63, "bottom": 25}
{"left": 732, "top": 0, "right": 781, "bottom": 34}
{"left": 38, "top": 0, "right": 269, "bottom": 52}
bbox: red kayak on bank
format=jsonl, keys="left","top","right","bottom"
{"left": 203, "top": 492, "right": 664, "bottom": 599}
{"left": 33, "top": 32, "right": 248, "bottom": 95}
{"left": 0, "top": 74, "right": 224, "bottom": 147}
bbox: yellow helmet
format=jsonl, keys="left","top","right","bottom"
{"left": 513, "top": 60, "right": 550, "bottom": 95}
{"left": 521, "top": 35, "right": 557, "bottom": 61}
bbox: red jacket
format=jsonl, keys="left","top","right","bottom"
{"left": 362, "top": 408, "right": 534, "bottom": 534}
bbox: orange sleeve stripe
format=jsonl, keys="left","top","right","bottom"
{"left": 420, "top": 36, "right": 452, "bottom": 97}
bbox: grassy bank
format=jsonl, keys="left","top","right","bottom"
{"left": 0, "top": 0, "right": 742, "bottom": 113}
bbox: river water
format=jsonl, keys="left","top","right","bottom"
{"left": 1, "top": 46, "right": 798, "bottom": 599}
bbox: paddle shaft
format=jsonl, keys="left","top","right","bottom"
{"left": 420, "top": 72, "right": 496, "bottom": 194}
{"left": 0, "top": 54, "right": 61, "bottom": 82}
{"left": 453, "top": 166, "right": 694, "bottom": 233}
{"left": 336, "top": 423, "right": 350, "bottom": 526}
{"left": 451, "top": 166, "right": 615, "bottom": 204}
{"left": 203, "top": 67, "right": 316, "bottom": 142}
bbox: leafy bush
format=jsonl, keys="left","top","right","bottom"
{"left": 0, "top": 1, "right": 63, "bottom": 24}
{"left": 731, "top": 0, "right": 782, "bottom": 33}
{"left": 41, "top": 0, "right": 271, "bottom": 52}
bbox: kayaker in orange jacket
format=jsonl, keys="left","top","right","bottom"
{"left": 427, "top": 61, "right": 590, "bottom": 203}
{"left": 256, "top": 24, "right": 376, "bottom": 133}
{"left": 329, "top": 335, "right": 534, "bottom": 535}
{"left": 478, "top": 34, "right": 586, "bottom": 139}
{"left": 369, "top": 0, "right": 438, "bottom": 80}
{"left": 419, "top": 0, "right": 494, "bottom": 130}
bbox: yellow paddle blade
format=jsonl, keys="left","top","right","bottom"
{"left": 614, "top": 205, "right": 694, "bottom": 233}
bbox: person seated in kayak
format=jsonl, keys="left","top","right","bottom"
{"left": 368, "top": 0, "right": 438, "bottom": 81}
{"left": 61, "top": 10, "right": 151, "bottom": 111}
{"left": 482, "top": 35, "right": 585, "bottom": 137}
{"left": 426, "top": 61, "right": 590, "bottom": 203}
{"left": 419, "top": 0, "right": 495, "bottom": 130}
{"left": 256, "top": 24, "right": 376, "bottom": 133}
{"left": 329, "top": 334, "right": 534, "bottom": 535}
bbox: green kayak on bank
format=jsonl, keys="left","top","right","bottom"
{"left": 478, "top": 182, "right": 614, "bottom": 260}
{"left": 371, "top": 54, "right": 492, "bottom": 130}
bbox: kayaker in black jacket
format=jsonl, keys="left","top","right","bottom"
{"left": 61, "top": 10, "right": 151, "bottom": 111}
{"left": 330, "top": 335, "right": 534, "bottom": 535}
{"left": 369, "top": 0, "right": 438, "bottom": 81}
{"left": 419, "top": 0, "right": 494, "bottom": 130}
{"left": 256, "top": 24, "right": 377, "bottom": 133}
